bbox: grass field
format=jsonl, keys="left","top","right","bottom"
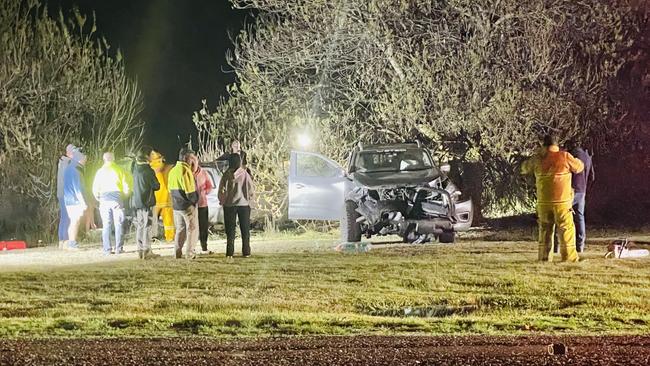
{"left": 1, "top": 231, "right": 650, "bottom": 339}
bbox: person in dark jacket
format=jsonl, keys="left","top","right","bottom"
{"left": 131, "top": 151, "right": 161, "bottom": 259}
{"left": 217, "top": 140, "right": 252, "bottom": 179}
{"left": 566, "top": 141, "right": 595, "bottom": 253}
{"left": 218, "top": 153, "right": 254, "bottom": 259}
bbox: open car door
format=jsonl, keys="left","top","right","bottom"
{"left": 288, "top": 150, "right": 347, "bottom": 220}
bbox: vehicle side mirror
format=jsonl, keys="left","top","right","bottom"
{"left": 440, "top": 164, "right": 451, "bottom": 174}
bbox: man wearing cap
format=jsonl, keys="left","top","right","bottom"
{"left": 63, "top": 149, "right": 88, "bottom": 250}
{"left": 57, "top": 144, "right": 76, "bottom": 248}
{"left": 93, "top": 152, "right": 130, "bottom": 255}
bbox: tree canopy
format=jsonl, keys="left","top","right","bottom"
{"left": 197, "top": 0, "right": 644, "bottom": 219}
{"left": 0, "top": 0, "right": 144, "bottom": 236}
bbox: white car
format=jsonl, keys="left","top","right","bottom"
{"left": 288, "top": 143, "right": 473, "bottom": 243}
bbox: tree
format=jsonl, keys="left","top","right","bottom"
{"left": 0, "top": 0, "right": 144, "bottom": 238}
{"left": 195, "top": 0, "right": 643, "bottom": 221}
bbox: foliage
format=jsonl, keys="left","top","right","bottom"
{"left": 0, "top": 0, "right": 144, "bottom": 237}
{"left": 195, "top": 0, "right": 643, "bottom": 219}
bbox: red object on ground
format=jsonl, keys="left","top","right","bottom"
{"left": 0, "top": 241, "right": 27, "bottom": 250}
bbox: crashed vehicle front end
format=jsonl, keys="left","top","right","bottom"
{"left": 287, "top": 144, "right": 473, "bottom": 244}
{"left": 347, "top": 182, "right": 464, "bottom": 243}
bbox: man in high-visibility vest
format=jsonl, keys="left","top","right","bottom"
{"left": 93, "top": 152, "right": 130, "bottom": 255}
{"left": 168, "top": 149, "right": 199, "bottom": 259}
{"left": 150, "top": 150, "right": 175, "bottom": 242}
{"left": 521, "top": 134, "right": 584, "bottom": 262}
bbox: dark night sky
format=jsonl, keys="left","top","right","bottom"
{"left": 48, "top": 0, "right": 249, "bottom": 159}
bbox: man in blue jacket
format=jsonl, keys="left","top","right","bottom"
{"left": 56, "top": 143, "right": 76, "bottom": 248}
{"left": 63, "top": 149, "right": 88, "bottom": 250}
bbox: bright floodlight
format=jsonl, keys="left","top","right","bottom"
{"left": 298, "top": 133, "right": 311, "bottom": 148}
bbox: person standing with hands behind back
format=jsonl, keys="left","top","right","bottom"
{"left": 218, "top": 153, "right": 254, "bottom": 260}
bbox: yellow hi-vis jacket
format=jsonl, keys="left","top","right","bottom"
{"left": 168, "top": 161, "right": 198, "bottom": 210}
{"left": 521, "top": 145, "right": 584, "bottom": 205}
{"left": 92, "top": 161, "right": 130, "bottom": 202}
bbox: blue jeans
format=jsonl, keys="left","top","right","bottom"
{"left": 99, "top": 201, "right": 125, "bottom": 253}
{"left": 58, "top": 197, "right": 69, "bottom": 241}
{"left": 573, "top": 192, "right": 586, "bottom": 251}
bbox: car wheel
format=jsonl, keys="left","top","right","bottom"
{"left": 438, "top": 231, "right": 455, "bottom": 244}
{"left": 341, "top": 200, "right": 362, "bottom": 242}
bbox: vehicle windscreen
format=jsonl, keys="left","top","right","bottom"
{"left": 353, "top": 149, "right": 434, "bottom": 173}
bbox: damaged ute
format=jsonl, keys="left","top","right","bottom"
{"left": 288, "top": 142, "right": 472, "bottom": 243}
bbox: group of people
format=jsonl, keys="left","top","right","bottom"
{"left": 57, "top": 134, "right": 595, "bottom": 263}
{"left": 521, "top": 134, "right": 595, "bottom": 262}
{"left": 56, "top": 141, "right": 255, "bottom": 260}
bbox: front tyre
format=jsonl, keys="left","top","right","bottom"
{"left": 341, "top": 200, "right": 362, "bottom": 242}
{"left": 438, "top": 231, "right": 456, "bottom": 243}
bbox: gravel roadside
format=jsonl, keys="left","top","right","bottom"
{"left": 1, "top": 335, "right": 649, "bottom": 365}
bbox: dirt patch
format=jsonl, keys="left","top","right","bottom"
{"left": 1, "top": 336, "right": 650, "bottom": 365}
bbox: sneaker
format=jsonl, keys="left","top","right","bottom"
{"left": 58, "top": 241, "right": 66, "bottom": 250}
{"left": 243, "top": 255, "right": 251, "bottom": 258}
{"left": 200, "top": 249, "right": 213, "bottom": 255}
{"left": 226, "top": 255, "right": 234, "bottom": 262}
{"left": 67, "top": 241, "right": 79, "bottom": 250}
{"left": 115, "top": 249, "right": 125, "bottom": 255}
